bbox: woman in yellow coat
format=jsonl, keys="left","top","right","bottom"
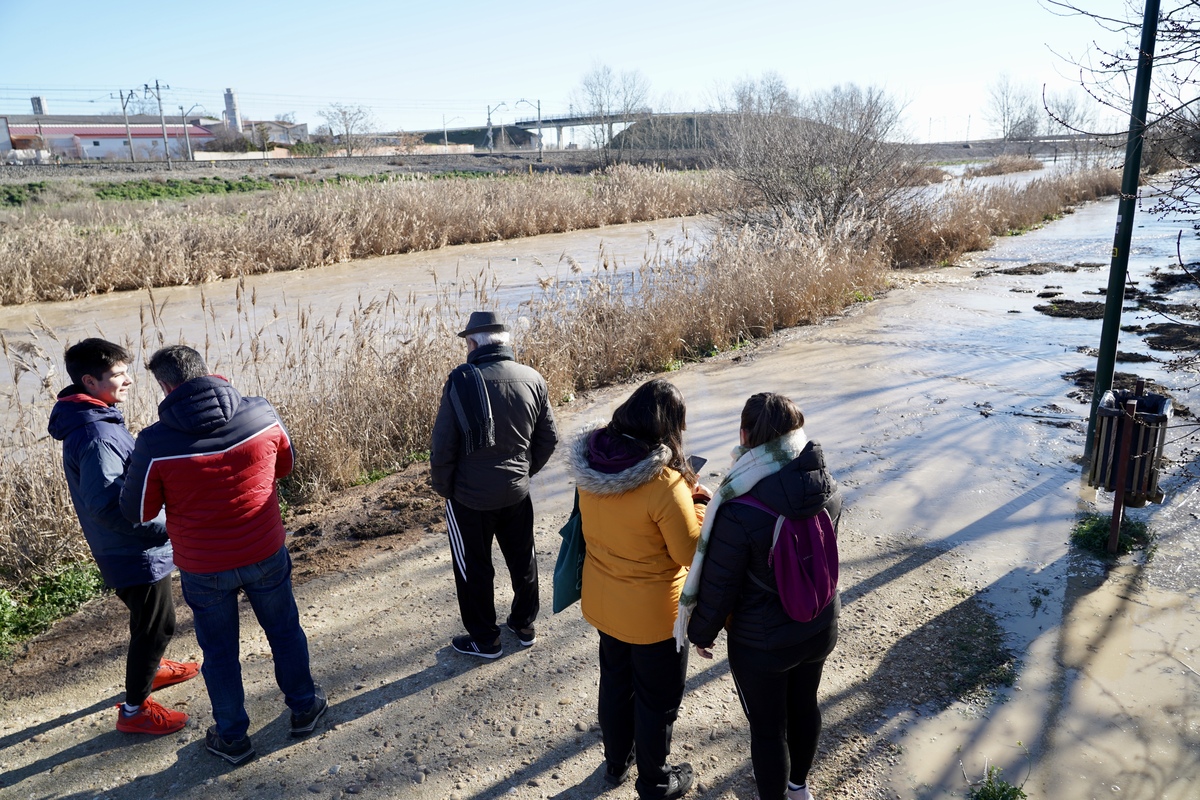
{"left": 567, "top": 378, "right": 709, "bottom": 800}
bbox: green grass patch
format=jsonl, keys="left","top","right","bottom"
{"left": 1071, "top": 512, "right": 1152, "bottom": 556}
{"left": 431, "top": 170, "right": 503, "bottom": 180}
{"left": 352, "top": 467, "right": 394, "bottom": 486}
{"left": 92, "top": 176, "right": 274, "bottom": 201}
{"left": 0, "top": 563, "right": 105, "bottom": 657}
{"left": 1, "top": 182, "right": 48, "bottom": 207}
{"left": 969, "top": 765, "right": 1027, "bottom": 800}
{"left": 323, "top": 173, "right": 394, "bottom": 186}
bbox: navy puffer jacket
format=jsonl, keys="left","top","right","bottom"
{"left": 48, "top": 388, "right": 172, "bottom": 589}
{"left": 687, "top": 441, "right": 842, "bottom": 651}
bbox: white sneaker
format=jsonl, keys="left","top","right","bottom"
{"left": 786, "top": 786, "right": 814, "bottom": 800}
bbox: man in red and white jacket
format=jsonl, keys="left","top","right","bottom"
{"left": 121, "top": 345, "right": 325, "bottom": 766}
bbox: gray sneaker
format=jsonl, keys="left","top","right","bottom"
{"left": 205, "top": 726, "right": 255, "bottom": 765}
{"left": 290, "top": 685, "right": 328, "bottom": 737}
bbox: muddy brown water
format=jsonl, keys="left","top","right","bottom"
{"left": 0, "top": 217, "right": 704, "bottom": 360}
{"left": 4, "top": 181, "right": 1199, "bottom": 799}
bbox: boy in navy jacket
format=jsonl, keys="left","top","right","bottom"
{"left": 48, "top": 338, "right": 198, "bottom": 735}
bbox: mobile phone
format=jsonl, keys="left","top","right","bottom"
{"left": 687, "top": 455, "right": 708, "bottom": 472}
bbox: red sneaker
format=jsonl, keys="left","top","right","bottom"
{"left": 115, "top": 697, "right": 189, "bottom": 735}
{"left": 151, "top": 658, "right": 200, "bottom": 691}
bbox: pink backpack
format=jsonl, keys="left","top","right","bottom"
{"left": 729, "top": 495, "right": 839, "bottom": 622}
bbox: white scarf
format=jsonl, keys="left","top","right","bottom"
{"left": 673, "top": 428, "right": 809, "bottom": 650}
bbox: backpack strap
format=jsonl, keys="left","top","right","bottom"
{"left": 728, "top": 495, "right": 788, "bottom": 591}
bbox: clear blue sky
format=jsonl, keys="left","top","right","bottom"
{"left": 0, "top": 0, "right": 1133, "bottom": 142}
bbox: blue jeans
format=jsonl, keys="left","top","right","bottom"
{"left": 180, "top": 546, "right": 315, "bottom": 741}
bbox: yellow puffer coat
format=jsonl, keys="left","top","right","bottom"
{"left": 568, "top": 423, "right": 705, "bottom": 644}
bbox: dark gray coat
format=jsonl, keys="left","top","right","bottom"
{"left": 430, "top": 344, "right": 558, "bottom": 510}
{"left": 687, "top": 441, "right": 842, "bottom": 651}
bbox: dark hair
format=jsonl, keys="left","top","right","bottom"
{"left": 740, "top": 392, "right": 805, "bottom": 449}
{"left": 146, "top": 345, "right": 208, "bottom": 388}
{"left": 64, "top": 338, "right": 131, "bottom": 387}
{"left": 609, "top": 378, "right": 696, "bottom": 484}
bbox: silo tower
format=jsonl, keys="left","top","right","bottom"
{"left": 224, "top": 89, "right": 242, "bottom": 133}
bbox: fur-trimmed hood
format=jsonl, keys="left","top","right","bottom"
{"left": 568, "top": 420, "right": 672, "bottom": 496}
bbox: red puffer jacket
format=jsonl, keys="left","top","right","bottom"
{"left": 120, "top": 375, "right": 293, "bottom": 574}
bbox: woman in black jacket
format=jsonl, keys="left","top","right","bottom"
{"left": 686, "top": 393, "right": 841, "bottom": 800}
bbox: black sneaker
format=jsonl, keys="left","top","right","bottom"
{"left": 452, "top": 634, "right": 502, "bottom": 659}
{"left": 651, "top": 763, "right": 694, "bottom": 800}
{"left": 290, "top": 685, "right": 328, "bottom": 737}
{"left": 205, "top": 726, "right": 255, "bottom": 765}
{"left": 604, "top": 759, "right": 633, "bottom": 786}
{"left": 506, "top": 622, "right": 537, "bottom": 647}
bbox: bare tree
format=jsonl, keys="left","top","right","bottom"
{"left": 573, "top": 64, "right": 651, "bottom": 165}
{"left": 319, "top": 103, "right": 377, "bottom": 157}
{"left": 715, "top": 75, "right": 920, "bottom": 235}
{"left": 1046, "top": 0, "right": 1200, "bottom": 217}
{"left": 985, "top": 74, "right": 1042, "bottom": 141}
{"left": 1045, "top": 2, "right": 1200, "bottom": 394}
{"left": 253, "top": 122, "right": 272, "bottom": 156}
{"left": 1045, "top": 88, "right": 1101, "bottom": 158}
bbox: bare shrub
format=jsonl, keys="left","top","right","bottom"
{"left": 715, "top": 76, "right": 923, "bottom": 235}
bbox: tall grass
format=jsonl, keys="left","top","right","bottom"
{"left": 0, "top": 167, "right": 729, "bottom": 305}
{"left": 0, "top": 163, "right": 1123, "bottom": 591}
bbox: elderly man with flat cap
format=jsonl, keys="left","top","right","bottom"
{"left": 431, "top": 311, "right": 559, "bottom": 658}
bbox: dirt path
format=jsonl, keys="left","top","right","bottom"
{"left": 0, "top": 448, "right": 1000, "bottom": 800}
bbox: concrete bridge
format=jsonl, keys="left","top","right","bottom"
{"left": 511, "top": 108, "right": 653, "bottom": 148}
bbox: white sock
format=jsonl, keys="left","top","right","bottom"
{"left": 788, "top": 782, "right": 805, "bottom": 791}
{"left": 121, "top": 702, "right": 140, "bottom": 715}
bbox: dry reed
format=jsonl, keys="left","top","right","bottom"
{"left": 0, "top": 164, "right": 1121, "bottom": 589}
{"left": 886, "top": 165, "right": 1123, "bottom": 268}
{"left": 0, "top": 167, "right": 730, "bottom": 306}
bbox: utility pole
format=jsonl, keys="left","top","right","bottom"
{"left": 144, "top": 80, "right": 172, "bottom": 170}
{"left": 112, "top": 89, "right": 137, "bottom": 162}
{"left": 1085, "top": 0, "right": 1161, "bottom": 462}
{"left": 517, "top": 99, "right": 543, "bottom": 162}
{"left": 487, "top": 102, "right": 506, "bottom": 153}
{"left": 178, "top": 106, "right": 193, "bottom": 161}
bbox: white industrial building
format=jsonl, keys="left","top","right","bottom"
{"left": 3, "top": 114, "right": 218, "bottom": 161}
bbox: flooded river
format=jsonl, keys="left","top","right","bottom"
{"left": 0, "top": 218, "right": 704, "bottom": 356}
{"left": 532, "top": 192, "right": 1199, "bottom": 799}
